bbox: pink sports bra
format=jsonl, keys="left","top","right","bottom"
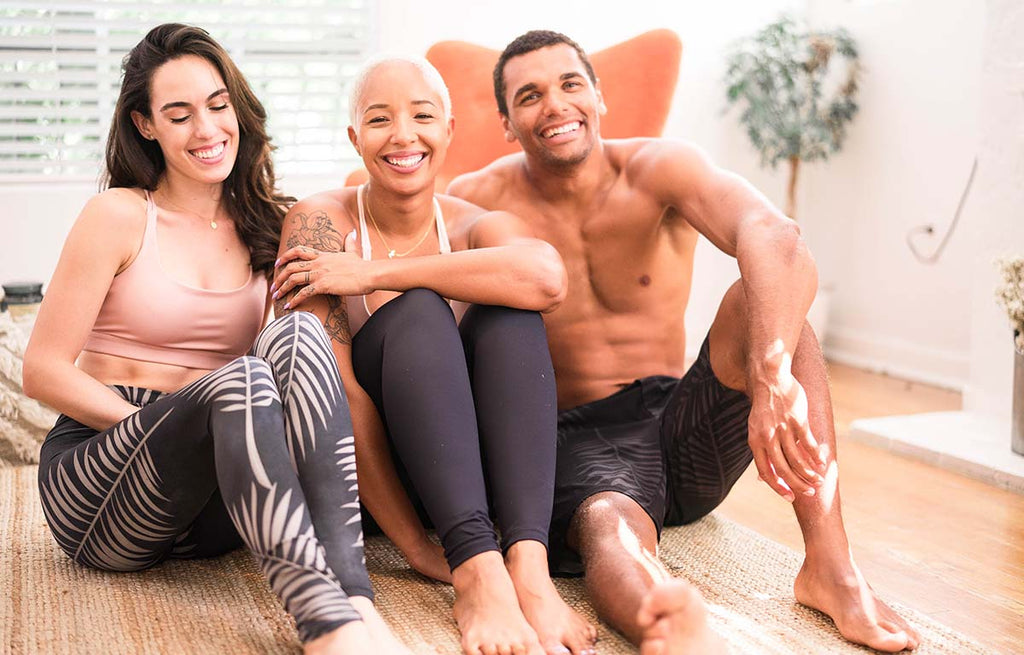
{"left": 345, "top": 184, "right": 451, "bottom": 336}
{"left": 82, "top": 191, "right": 267, "bottom": 369}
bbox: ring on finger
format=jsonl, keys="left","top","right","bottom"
{"left": 305, "top": 271, "right": 310, "bottom": 284}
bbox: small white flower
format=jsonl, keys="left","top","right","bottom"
{"left": 995, "top": 256, "right": 1024, "bottom": 352}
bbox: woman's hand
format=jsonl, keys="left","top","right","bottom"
{"left": 402, "top": 536, "right": 452, "bottom": 584}
{"left": 273, "top": 232, "right": 373, "bottom": 309}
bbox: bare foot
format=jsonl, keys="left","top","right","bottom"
{"left": 635, "top": 579, "right": 727, "bottom": 655}
{"left": 506, "top": 541, "right": 597, "bottom": 655}
{"left": 350, "top": 595, "right": 414, "bottom": 654}
{"left": 795, "top": 558, "right": 921, "bottom": 652}
{"left": 453, "top": 550, "right": 545, "bottom": 655}
{"left": 303, "top": 620, "right": 373, "bottom": 655}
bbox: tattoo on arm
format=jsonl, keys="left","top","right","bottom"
{"left": 278, "top": 209, "right": 352, "bottom": 345}
{"left": 324, "top": 295, "right": 352, "bottom": 345}
{"left": 287, "top": 210, "right": 345, "bottom": 252}
{"left": 272, "top": 293, "right": 290, "bottom": 319}
{"left": 274, "top": 286, "right": 351, "bottom": 345}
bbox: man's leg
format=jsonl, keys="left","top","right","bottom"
{"left": 706, "top": 280, "right": 921, "bottom": 652}
{"left": 568, "top": 492, "right": 725, "bottom": 653}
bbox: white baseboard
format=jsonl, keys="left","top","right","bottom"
{"left": 823, "top": 326, "right": 969, "bottom": 391}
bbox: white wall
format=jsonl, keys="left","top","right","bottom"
{"left": 962, "top": 0, "right": 1024, "bottom": 421}
{"left": 796, "top": 0, "right": 985, "bottom": 388}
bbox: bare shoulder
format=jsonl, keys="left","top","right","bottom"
{"left": 281, "top": 188, "right": 355, "bottom": 253}
{"left": 287, "top": 188, "right": 353, "bottom": 223}
{"left": 80, "top": 187, "right": 147, "bottom": 230}
{"left": 616, "top": 138, "right": 715, "bottom": 197}
{"left": 446, "top": 152, "right": 524, "bottom": 210}
{"left": 436, "top": 193, "right": 529, "bottom": 248}
{"left": 70, "top": 187, "right": 149, "bottom": 264}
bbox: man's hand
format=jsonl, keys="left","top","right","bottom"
{"left": 747, "top": 347, "right": 827, "bottom": 501}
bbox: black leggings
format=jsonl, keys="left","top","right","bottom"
{"left": 38, "top": 312, "right": 370, "bottom": 643}
{"left": 351, "top": 289, "right": 556, "bottom": 570}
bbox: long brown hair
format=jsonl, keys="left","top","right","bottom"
{"left": 102, "top": 23, "right": 291, "bottom": 274}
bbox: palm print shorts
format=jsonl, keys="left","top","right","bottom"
{"left": 547, "top": 335, "right": 754, "bottom": 575}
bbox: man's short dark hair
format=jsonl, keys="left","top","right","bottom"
{"left": 493, "top": 30, "right": 597, "bottom": 116}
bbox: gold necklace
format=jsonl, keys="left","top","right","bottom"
{"left": 155, "top": 189, "right": 221, "bottom": 230}
{"left": 365, "top": 192, "right": 435, "bottom": 258}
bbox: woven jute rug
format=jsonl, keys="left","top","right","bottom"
{"left": 1, "top": 466, "right": 998, "bottom": 654}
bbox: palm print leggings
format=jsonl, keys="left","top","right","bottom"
{"left": 352, "top": 289, "right": 557, "bottom": 570}
{"left": 37, "top": 312, "right": 369, "bottom": 643}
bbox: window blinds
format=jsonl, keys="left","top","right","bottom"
{"left": 0, "top": 1, "right": 373, "bottom": 180}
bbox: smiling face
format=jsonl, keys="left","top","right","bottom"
{"left": 131, "top": 54, "right": 239, "bottom": 188}
{"left": 500, "top": 44, "right": 606, "bottom": 170}
{"left": 348, "top": 59, "right": 453, "bottom": 196}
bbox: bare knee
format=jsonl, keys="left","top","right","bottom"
{"left": 707, "top": 281, "right": 750, "bottom": 391}
{"left": 568, "top": 492, "right": 659, "bottom": 561}
{"left": 708, "top": 281, "right": 821, "bottom": 392}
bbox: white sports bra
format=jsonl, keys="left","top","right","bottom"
{"left": 345, "top": 183, "right": 452, "bottom": 336}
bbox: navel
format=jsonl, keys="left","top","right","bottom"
{"left": 639, "top": 274, "right": 651, "bottom": 287}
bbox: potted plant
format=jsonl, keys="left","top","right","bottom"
{"left": 995, "top": 256, "right": 1024, "bottom": 455}
{"left": 723, "top": 15, "right": 861, "bottom": 339}
{"left": 723, "top": 15, "right": 861, "bottom": 218}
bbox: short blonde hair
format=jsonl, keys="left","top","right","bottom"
{"left": 349, "top": 54, "right": 452, "bottom": 126}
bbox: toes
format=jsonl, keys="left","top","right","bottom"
{"left": 560, "top": 626, "right": 596, "bottom": 655}
{"left": 880, "top": 618, "right": 920, "bottom": 651}
{"left": 882, "top": 609, "right": 921, "bottom": 649}
{"left": 639, "top": 636, "right": 666, "bottom": 655}
{"left": 525, "top": 641, "right": 547, "bottom": 655}
{"left": 538, "top": 640, "right": 570, "bottom": 655}
{"left": 866, "top": 627, "right": 910, "bottom": 653}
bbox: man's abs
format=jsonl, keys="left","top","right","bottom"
{"left": 544, "top": 306, "right": 689, "bottom": 410}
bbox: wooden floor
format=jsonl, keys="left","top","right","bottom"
{"left": 716, "top": 362, "right": 1024, "bottom": 654}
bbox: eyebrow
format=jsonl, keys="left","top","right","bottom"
{"left": 362, "top": 99, "right": 439, "bottom": 115}
{"left": 160, "top": 88, "right": 229, "bottom": 112}
{"left": 512, "top": 72, "right": 584, "bottom": 102}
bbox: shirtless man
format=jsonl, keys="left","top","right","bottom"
{"left": 448, "top": 30, "right": 921, "bottom": 654}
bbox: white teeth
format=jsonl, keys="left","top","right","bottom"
{"left": 384, "top": 154, "right": 425, "bottom": 167}
{"left": 542, "top": 122, "right": 580, "bottom": 138}
{"left": 191, "top": 142, "right": 225, "bottom": 159}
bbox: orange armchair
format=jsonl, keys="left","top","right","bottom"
{"left": 345, "top": 29, "right": 682, "bottom": 191}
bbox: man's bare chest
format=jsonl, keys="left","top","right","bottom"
{"left": 518, "top": 203, "right": 696, "bottom": 313}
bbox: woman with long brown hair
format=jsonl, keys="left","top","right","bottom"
{"left": 24, "top": 24, "right": 408, "bottom": 654}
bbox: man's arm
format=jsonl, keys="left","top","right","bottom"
{"left": 636, "top": 139, "right": 825, "bottom": 498}
{"left": 276, "top": 201, "right": 451, "bottom": 582}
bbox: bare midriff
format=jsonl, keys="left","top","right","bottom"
{"left": 78, "top": 350, "right": 212, "bottom": 394}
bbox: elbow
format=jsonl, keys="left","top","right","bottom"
{"left": 21, "top": 351, "right": 43, "bottom": 401}
{"left": 749, "top": 212, "right": 816, "bottom": 269}
{"left": 529, "top": 241, "right": 567, "bottom": 312}
{"left": 773, "top": 214, "right": 818, "bottom": 292}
